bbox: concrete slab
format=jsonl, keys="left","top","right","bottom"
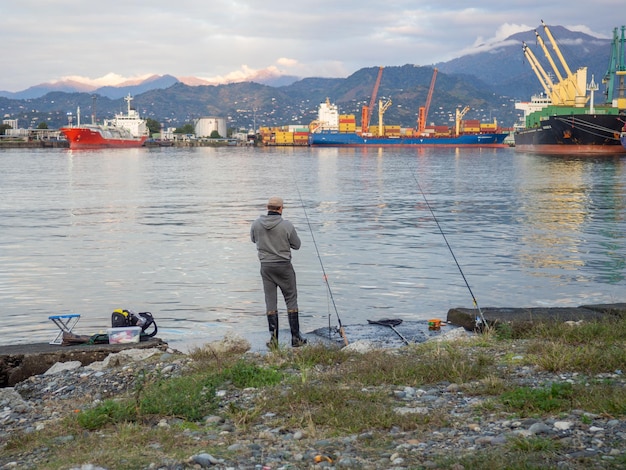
{"left": 581, "top": 303, "right": 626, "bottom": 316}
{"left": 447, "top": 303, "right": 626, "bottom": 330}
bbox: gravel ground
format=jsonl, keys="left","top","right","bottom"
{"left": 1, "top": 338, "right": 626, "bottom": 469}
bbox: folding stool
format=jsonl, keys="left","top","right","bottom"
{"left": 48, "top": 314, "right": 81, "bottom": 345}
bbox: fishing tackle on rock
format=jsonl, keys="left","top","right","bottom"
{"left": 367, "top": 318, "right": 410, "bottom": 345}
{"left": 292, "top": 179, "right": 348, "bottom": 345}
{"left": 408, "top": 168, "right": 487, "bottom": 329}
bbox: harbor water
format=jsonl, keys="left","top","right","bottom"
{"left": 1, "top": 146, "right": 625, "bottom": 351}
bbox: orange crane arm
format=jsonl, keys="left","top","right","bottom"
{"left": 363, "top": 66, "right": 384, "bottom": 132}
{"left": 418, "top": 68, "right": 438, "bottom": 132}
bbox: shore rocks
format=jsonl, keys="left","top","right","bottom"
{"left": 0, "top": 338, "right": 167, "bottom": 387}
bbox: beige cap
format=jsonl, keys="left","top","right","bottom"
{"left": 267, "top": 196, "right": 283, "bottom": 207}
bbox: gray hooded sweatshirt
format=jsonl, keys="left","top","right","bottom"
{"left": 251, "top": 213, "right": 301, "bottom": 263}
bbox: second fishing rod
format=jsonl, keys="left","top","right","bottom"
{"left": 407, "top": 165, "right": 487, "bottom": 330}
{"left": 291, "top": 176, "right": 349, "bottom": 346}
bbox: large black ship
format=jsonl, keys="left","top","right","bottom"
{"left": 514, "top": 106, "right": 625, "bottom": 154}
{"left": 514, "top": 22, "right": 626, "bottom": 154}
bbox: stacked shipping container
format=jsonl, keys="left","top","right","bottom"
{"left": 259, "top": 126, "right": 310, "bottom": 146}
{"left": 339, "top": 114, "right": 356, "bottom": 133}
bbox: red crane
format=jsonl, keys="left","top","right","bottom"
{"left": 361, "top": 66, "right": 384, "bottom": 133}
{"left": 417, "top": 68, "right": 438, "bottom": 133}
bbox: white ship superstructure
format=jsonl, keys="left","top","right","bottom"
{"left": 316, "top": 98, "right": 339, "bottom": 131}
{"left": 105, "top": 94, "right": 148, "bottom": 138}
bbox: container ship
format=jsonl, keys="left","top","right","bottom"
{"left": 308, "top": 66, "right": 508, "bottom": 148}
{"left": 60, "top": 94, "right": 149, "bottom": 149}
{"left": 308, "top": 100, "right": 508, "bottom": 148}
{"left": 514, "top": 22, "right": 626, "bottom": 154}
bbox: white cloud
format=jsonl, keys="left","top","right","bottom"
{"left": 459, "top": 23, "right": 532, "bottom": 56}
{"left": 566, "top": 25, "right": 611, "bottom": 39}
{"left": 0, "top": 1, "right": 620, "bottom": 91}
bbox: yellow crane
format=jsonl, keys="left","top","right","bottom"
{"left": 522, "top": 41, "right": 555, "bottom": 97}
{"left": 524, "top": 21, "right": 588, "bottom": 107}
{"left": 454, "top": 106, "right": 470, "bottom": 137}
{"left": 378, "top": 98, "right": 392, "bottom": 137}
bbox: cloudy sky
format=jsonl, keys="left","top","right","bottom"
{"left": 0, "top": 0, "right": 622, "bottom": 92}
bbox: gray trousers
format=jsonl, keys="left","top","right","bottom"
{"left": 260, "top": 261, "right": 298, "bottom": 313}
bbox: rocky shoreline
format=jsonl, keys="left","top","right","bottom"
{"left": 1, "top": 327, "right": 625, "bottom": 469}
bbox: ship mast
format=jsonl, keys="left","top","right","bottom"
{"left": 587, "top": 75, "right": 599, "bottom": 113}
{"left": 125, "top": 94, "right": 134, "bottom": 115}
{"left": 91, "top": 95, "right": 97, "bottom": 125}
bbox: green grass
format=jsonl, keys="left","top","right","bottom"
{"left": 76, "top": 358, "right": 283, "bottom": 430}
{"left": 216, "top": 358, "right": 284, "bottom": 388}
{"left": 500, "top": 382, "right": 574, "bottom": 414}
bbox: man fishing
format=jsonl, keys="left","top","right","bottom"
{"left": 251, "top": 196, "right": 307, "bottom": 349}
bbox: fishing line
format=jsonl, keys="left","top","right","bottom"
{"left": 407, "top": 165, "right": 487, "bottom": 329}
{"left": 291, "top": 176, "right": 349, "bottom": 345}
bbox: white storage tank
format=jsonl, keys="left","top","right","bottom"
{"left": 195, "top": 117, "right": 227, "bottom": 138}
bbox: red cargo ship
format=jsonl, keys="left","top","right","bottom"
{"left": 60, "top": 126, "right": 148, "bottom": 149}
{"left": 60, "top": 94, "right": 149, "bottom": 149}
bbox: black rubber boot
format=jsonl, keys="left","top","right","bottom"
{"left": 288, "top": 310, "right": 308, "bottom": 347}
{"left": 266, "top": 312, "right": 279, "bottom": 350}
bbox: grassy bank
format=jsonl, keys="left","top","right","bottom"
{"left": 3, "top": 317, "right": 626, "bottom": 469}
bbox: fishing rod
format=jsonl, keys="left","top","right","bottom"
{"left": 291, "top": 180, "right": 349, "bottom": 346}
{"left": 408, "top": 167, "right": 487, "bottom": 329}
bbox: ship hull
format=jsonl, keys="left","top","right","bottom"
{"left": 514, "top": 114, "right": 626, "bottom": 155}
{"left": 60, "top": 127, "right": 148, "bottom": 150}
{"left": 309, "top": 132, "right": 508, "bottom": 147}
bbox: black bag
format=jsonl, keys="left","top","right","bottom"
{"left": 136, "top": 311, "right": 158, "bottom": 338}
{"left": 111, "top": 309, "right": 158, "bottom": 338}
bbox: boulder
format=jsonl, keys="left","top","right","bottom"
{"left": 447, "top": 303, "right": 626, "bottom": 330}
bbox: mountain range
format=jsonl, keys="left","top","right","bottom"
{"left": 0, "top": 25, "right": 618, "bottom": 132}
{"left": 0, "top": 73, "right": 300, "bottom": 100}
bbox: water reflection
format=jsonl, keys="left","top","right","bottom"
{"left": 517, "top": 156, "right": 589, "bottom": 274}
{"left": 516, "top": 155, "right": 625, "bottom": 283}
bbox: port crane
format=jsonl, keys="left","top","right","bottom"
{"left": 454, "top": 106, "right": 470, "bottom": 137}
{"left": 361, "top": 66, "right": 384, "bottom": 134}
{"left": 523, "top": 21, "right": 588, "bottom": 107}
{"left": 417, "top": 68, "right": 438, "bottom": 134}
{"left": 603, "top": 25, "right": 626, "bottom": 108}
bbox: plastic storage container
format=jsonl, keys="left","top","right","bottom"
{"left": 107, "top": 326, "right": 141, "bottom": 344}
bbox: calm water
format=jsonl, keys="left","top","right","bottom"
{"left": 1, "top": 146, "right": 625, "bottom": 351}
